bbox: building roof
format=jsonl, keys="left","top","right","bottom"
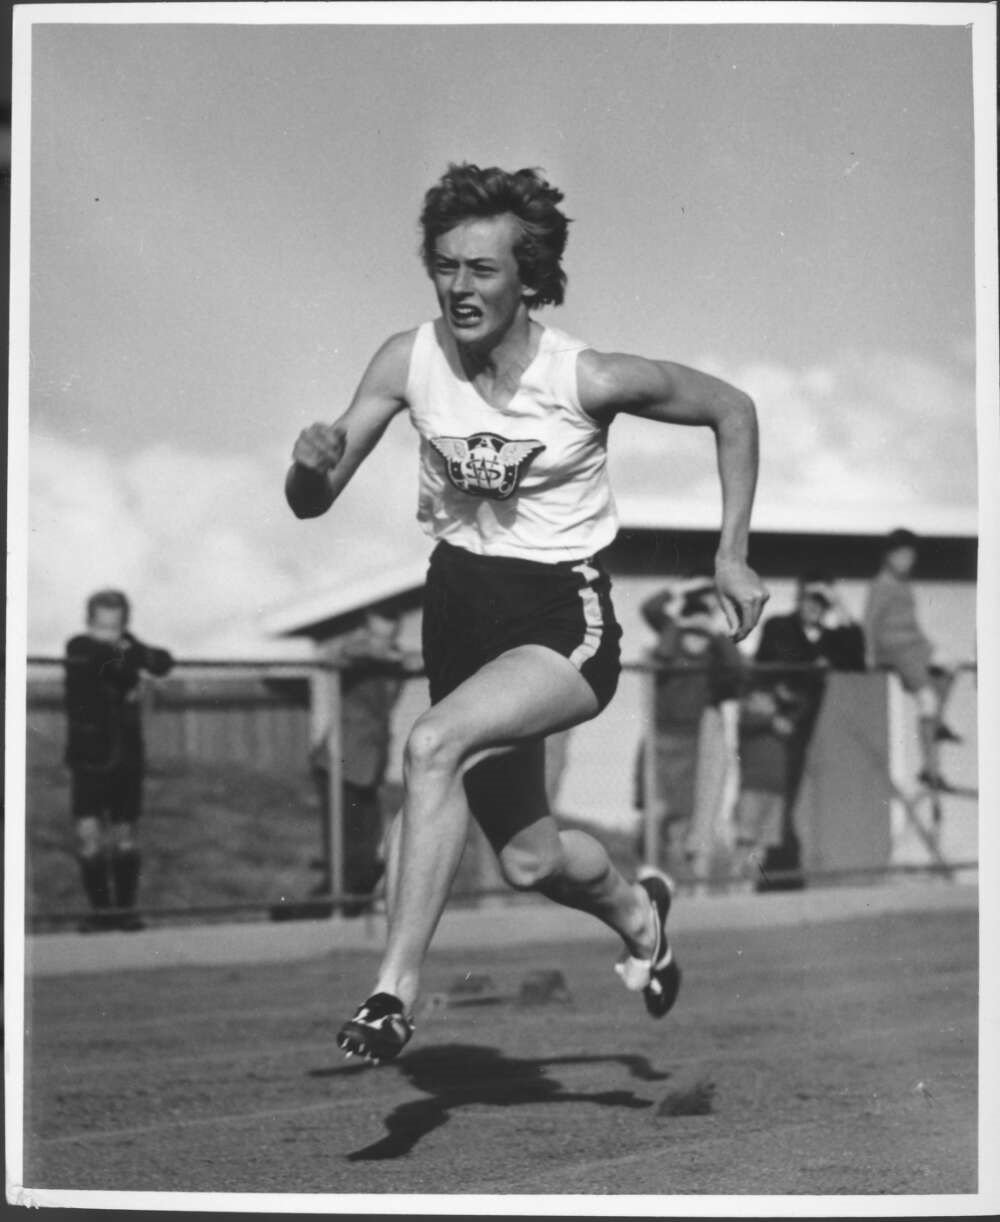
{"left": 261, "top": 558, "right": 430, "bottom": 640}
{"left": 614, "top": 494, "right": 978, "bottom": 539}
{"left": 261, "top": 502, "right": 978, "bottom": 640}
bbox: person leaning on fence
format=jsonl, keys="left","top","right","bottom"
{"left": 63, "top": 589, "right": 174, "bottom": 932}
{"left": 749, "top": 572, "right": 867, "bottom": 887}
{"left": 864, "top": 528, "right": 962, "bottom": 792}
{"left": 757, "top": 572, "right": 866, "bottom": 675}
{"left": 310, "top": 603, "right": 423, "bottom": 916}
{"left": 633, "top": 578, "right": 743, "bottom": 882}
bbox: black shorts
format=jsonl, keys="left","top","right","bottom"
{"left": 71, "top": 764, "right": 144, "bottom": 824}
{"left": 422, "top": 540, "right": 622, "bottom": 711}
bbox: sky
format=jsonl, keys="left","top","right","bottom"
{"left": 17, "top": 9, "right": 984, "bottom": 652}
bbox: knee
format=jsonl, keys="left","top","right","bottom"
{"left": 111, "top": 822, "right": 138, "bottom": 853}
{"left": 498, "top": 843, "right": 564, "bottom": 892}
{"left": 75, "top": 817, "right": 102, "bottom": 859}
{"left": 404, "top": 715, "right": 464, "bottom": 778}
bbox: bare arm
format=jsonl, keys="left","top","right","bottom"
{"left": 285, "top": 330, "right": 415, "bottom": 519}
{"left": 578, "top": 350, "right": 768, "bottom": 641}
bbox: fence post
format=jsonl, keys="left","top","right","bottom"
{"left": 308, "top": 653, "right": 329, "bottom": 750}
{"left": 325, "top": 662, "right": 345, "bottom": 912}
{"left": 641, "top": 663, "right": 660, "bottom": 868}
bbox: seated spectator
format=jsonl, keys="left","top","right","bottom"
{"left": 864, "top": 527, "right": 961, "bottom": 791}
{"left": 634, "top": 578, "right": 743, "bottom": 881}
{"left": 63, "top": 589, "right": 174, "bottom": 932}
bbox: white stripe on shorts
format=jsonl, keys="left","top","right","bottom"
{"left": 569, "top": 560, "right": 604, "bottom": 670}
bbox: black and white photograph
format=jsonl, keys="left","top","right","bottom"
{"left": 5, "top": 1, "right": 998, "bottom": 1212}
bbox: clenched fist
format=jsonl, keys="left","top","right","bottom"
{"left": 715, "top": 556, "right": 769, "bottom": 643}
{"left": 292, "top": 422, "right": 347, "bottom": 474}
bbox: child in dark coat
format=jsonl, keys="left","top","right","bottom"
{"left": 64, "top": 589, "right": 173, "bottom": 930}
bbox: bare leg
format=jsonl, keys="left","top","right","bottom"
{"left": 372, "top": 771, "right": 471, "bottom": 1007}
{"left": 380, "top": 810, "right": 403, "bottom": 923}
{"left": 109, "top": 820, "right": 142, "bottom": 907}
{"left": 931, "top": 667, "right": 956, "bottom": 716}
{"left": 466, "top": 743, "right": 655, "bottom": 956}
{"left": 918, "top": 713, "right": 939, "bottom": 780}
{"left": 538, "top": 829, "right": 654, "bottom": 952}
{"left": 369, "top": 646, "right": 653, "bottom": 1011}
{"left": 917, "top": 670, "right": 958, "bottom": 781}
{"left": 75, "top": 815, "right": 112, "bottom": 917}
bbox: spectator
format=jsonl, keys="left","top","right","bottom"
{"left": 63, "top": 590, "right": 173, "bottom": 932}
{"left": 310, "top": 602, "right": 422, "bottom": 916}
{"left": 732, "top": 680, "right": 799, "bottom": 887}
{"left": 747, "top": 572, "right": 866, "bottom": 888}
{"left": 864, "top": 527, "right": 961, "bottom": 791}
{"left": 634, "top": 578, "right": 743, "bottom": 881}
{"left": 757, "top": 572, "right": 866, "bottom": 673}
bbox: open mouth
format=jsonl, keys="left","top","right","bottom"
{"left": 449, "top": 303, "right": 483, "bottom": 328}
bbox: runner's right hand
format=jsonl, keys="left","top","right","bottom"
{"left": 292, "top": 422, "right": 346, "bottom": 474}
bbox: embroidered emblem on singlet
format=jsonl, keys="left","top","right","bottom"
{"left": 430, "top": 433, "right": 546, "bottom": 501}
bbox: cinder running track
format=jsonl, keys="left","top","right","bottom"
{"left": 21, "top": 898, "right": 977, "bottom": 1198}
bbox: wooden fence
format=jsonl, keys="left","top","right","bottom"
{"left": 24, "top": 656, "right": 977, "bottom": 924}
{"left": 27, "top": 667, "right": 315, "bottom": 773}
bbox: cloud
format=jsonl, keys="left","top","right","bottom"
{"left": 752, "top": 349, "right": 977, "bottom": 509}
{"left": 26, "top": 418, "right": 427, "bottom": 654}
{"left": 23, "top": 346, "right": 976, "bottom": 654}
{"left": 609, "top": 346, "right": 977, "bottom": 518}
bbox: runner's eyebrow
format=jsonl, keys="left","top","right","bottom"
{"left": 433, "top": 255, "right": 499, "bottom": 267}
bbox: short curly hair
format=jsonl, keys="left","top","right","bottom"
{"left": 419, "top": 163, "right": 571, "bottom": 308}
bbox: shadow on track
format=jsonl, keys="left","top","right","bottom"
{"left": 310, "top": 1044, "right": 671, "bottom": 1161}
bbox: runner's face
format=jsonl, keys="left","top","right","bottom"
{"left": 431, "top": 215, "right": 527, "bottom": 348}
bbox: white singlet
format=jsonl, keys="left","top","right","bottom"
{"left": 405, "top": 318, "right": 619, "bottom": 563}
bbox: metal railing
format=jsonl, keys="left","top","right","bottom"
{"left": 23, "top": 655, "right": 978, "bottom": 929}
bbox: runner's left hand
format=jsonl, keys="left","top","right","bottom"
{"left": 715, "top": 558, "right": 769, "bottom": 642}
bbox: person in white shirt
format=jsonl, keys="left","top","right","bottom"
{"left": 286, "top": 162, "right": 768, "bottom": 1062}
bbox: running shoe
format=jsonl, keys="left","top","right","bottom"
{"left": 614, "top": 867, "right": 682, "bottom": 1018}
{"left": 337, "top": 992, "right": 413, "bottom": 1064}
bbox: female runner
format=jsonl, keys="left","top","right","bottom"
{"left": 286, "top": 163, "right": 768, "bottom": 1063}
